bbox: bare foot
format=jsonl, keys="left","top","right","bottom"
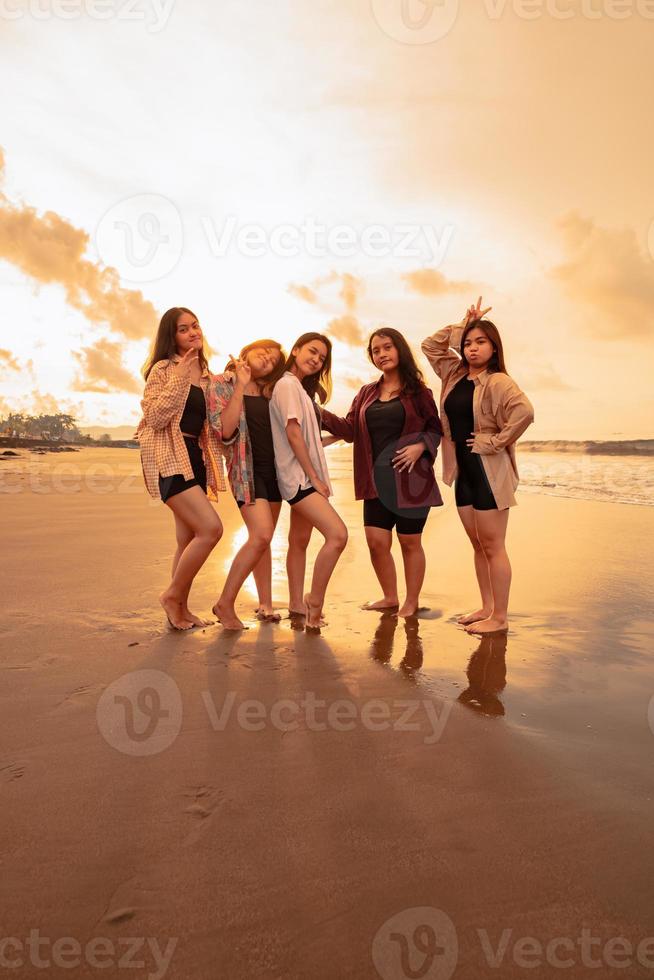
{"left": 182, "top": 609, "right": 211, "bottom": 628}
{"left": 256, "top": 605, "right": 282, "bottom": 623}
{"left": 362, "top": 598, "right": 399, "bottom": 611}
{"left": 304, "top": 593, "right": 325, "bottom": 630}
{"left": 397, "top": 602, "right": 419, "bottom": 618}
{"left": 457, "top": 608, "right": 492, "bottom": 625}
{"left": 464, "top": 616, "right": 508, "bottom": 635}
{"left": 212, "top": 600, "right": 248, "bottom": 631}
{"left": 160, "top": 593, "right": 194, "bottom": 631}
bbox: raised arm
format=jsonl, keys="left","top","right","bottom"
{"left": 421, "top": 297, "right": 492, "bottom": 384}
{"left": 208, "top": 356, "right": 251, "bottom": 443}
{"left": 141, "top": 350, "right": 195, "bottom": 431}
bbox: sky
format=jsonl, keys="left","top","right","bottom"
{"left": 0, "top": 0, "right": 653, "bottom": 439}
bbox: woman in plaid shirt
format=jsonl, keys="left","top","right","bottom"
{"left": 136, "top": 307, "right": 230, "bottom": 631}
{"left": 207, "top": 340, "right": 287, "bottom": 630}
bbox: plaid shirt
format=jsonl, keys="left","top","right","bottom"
{"left": 135, "top": 358, "right": 229, "bottom": 501}
{"left": 206, "top": 372, "right": 256, "bottom": 506}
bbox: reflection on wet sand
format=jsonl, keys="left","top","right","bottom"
{"left": 368, "top": 613, "right": 508, "bottom": 711}
{"left": 368, "top": 612, "right": 424, "bottom": 680}
{"left": 458, "top": 633, "right": 508, "bottom": 717}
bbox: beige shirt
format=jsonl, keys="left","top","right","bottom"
{"left": 421, "top": 320, "right": 534, "bottom": 509}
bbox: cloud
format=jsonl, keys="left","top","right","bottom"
{"left": 288, "top": 271, "right": 363, "bottom": 312}
{"left": 551, "top": 212, "right": 654, "bottom": 338}
{"left": 287, "top": 283, "right": 318, "bottom": 304}
{"left": 326, "top": 315, "right": 366, "bottom": 346}
{"left": 0, "top": 348, "right": 19, "bottom": 371}
{"left": 401, "top": 268, "right": 475, "bottom": 296}
{"left": 72, "top": 339, "right": 141, "bottom": 394}
{"left": 345, "top": 375, "right": 367, "bottom": 390}
{"left": 0, "top": 148, "right": 158, "bottom": 340}
{"left": 339, "top": 272, "right": 363, "bottom": 312}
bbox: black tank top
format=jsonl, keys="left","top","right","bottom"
{"left": 243, "top": 395, "right": 275, "bottom": 474}
{"left": 444, "top": 376, "right": 475, "bottom": 443}
{"left": 365, "top": 397, "right": 406, "bottom": 462}
{"left": 179, "top": 384, "right": 206, "bottom": 438}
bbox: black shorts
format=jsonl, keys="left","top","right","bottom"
{"left": 288, "top": 485, "right": 317, "bottom": 506}
{"left": 454, "top": 442, "right": 498, "bottom": 511}
{"left": 237, "top": 469, "right": 282, "bottom": 508}
{"left": 159, "top": 437, "right": 207, "bottom": 503}
{"left": 363, "top": 497, "right": 427, "bottom": 535}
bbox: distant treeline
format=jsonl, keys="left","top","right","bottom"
{"left": 520, "top": 440, "right": 654, "bottom": 456}
{"left": 0, "top": 413, "right": 135, "bottom": 446}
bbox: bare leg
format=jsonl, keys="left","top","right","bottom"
{"left": 251, "top": 501, "right": 282, "bottom": 619}
{"left": 213, "top": 499, "right": 275, "bottom": 630}
{"left": 465, "top": 508, "right": 511, "bottom": 634}
{"left": 456, "top": 505, "right": 493, "bottom": 624}
{"left": 292, "top": 493, "right": 348, "bottom": 628}
{"left": 362, "top": 526, "right": 399, "bottom": 610}
{"left": 397, "top": 532, "right": 426, "bottom": 617}
{"left": 287, "top": 506, "right": 313, "bottom": 615}
{"left": 160, "top": 487, "right": 223, "bottom": 629}
{"left": 172, "top": 513, "right": 211, "bottom": 627}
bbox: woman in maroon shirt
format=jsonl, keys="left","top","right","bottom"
{"left": 321, "top": 328, "right": 442, "bottom": 617}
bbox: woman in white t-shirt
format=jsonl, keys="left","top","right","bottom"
{"left": 270, "top": 333, "right": 348, "bottom": 629}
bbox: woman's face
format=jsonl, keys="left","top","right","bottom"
{"left": 175, "top": 312, "right": 203, "bottom": 355}
{"left": 463, "top": 327, "right": 494, "bottom": 369}
{"left": 292, "top": 339, "right": 328, "bottom": 379}
{"left": 246, "top": 346, "right": 281, "bottom": 379}
{"left": 370, "top": 334, "right": 399, "bottom": 372}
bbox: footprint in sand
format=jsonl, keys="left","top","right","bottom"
{"left": 182, "top": 785, "right": 224, "bottom": 847}
{"left": 0, "top": 762, "right": 25, "bottom": 782}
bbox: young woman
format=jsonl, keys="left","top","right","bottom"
{"left": 207, "top": 340, "right": 286, "bottom": 630}
{"left": 136, "top": 307, "right": 228, "bottom": 631}
{"left": 320, "top": 328, "right": 442, "bottom": 618}
{"left": 269, "top": 333, "right": 348, "bottom": 629}
{"left": 421, "top": 297, "right": 534, "bottom": 634}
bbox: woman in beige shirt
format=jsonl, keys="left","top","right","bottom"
{"left": 421, "top": 298, "right": 534, "bottom": 635}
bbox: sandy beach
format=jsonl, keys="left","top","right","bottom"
{"left": 1, "top": 447, "right": 653, "bottom": 979}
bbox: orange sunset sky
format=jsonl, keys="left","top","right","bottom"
{"left": 0, "top": 0, "right": 653, "bottom": 439}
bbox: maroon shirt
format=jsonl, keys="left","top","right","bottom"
{"left": 321, "top": 379, "right": 443, "bottom": 509}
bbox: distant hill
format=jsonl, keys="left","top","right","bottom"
{"left": 520, "top": 440, "right": 654, "bottom": 456}
{"left": 80, "top": 425, "right": 139, "bottom": 441}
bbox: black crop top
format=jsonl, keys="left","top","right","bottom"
{"left": 179, "top": 384, "right": 206, "bottom": 438}
{"left": 444, "top": 376, "right": 474, "bottom": 443}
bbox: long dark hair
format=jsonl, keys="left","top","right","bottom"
{"left": 280, "top": 333, "right": 332, "bottom": 404}
{"left": 460, "top": 319, "right": 507, "bottom": 374}
{"left": 224, "top": 339, "right": 287, "bottom": 399}
{"left": 142, "top": 307, "right": 209, "bottom": 380}
{"left": 367, "top": 327, "right": 425, "bottom": 396}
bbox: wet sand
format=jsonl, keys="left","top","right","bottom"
{"left": 1, "top": 449, "right": 653, "bottom": 979}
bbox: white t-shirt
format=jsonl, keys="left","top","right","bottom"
{"left": 269, "top": 372, "right": 333, "bottom": 501}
